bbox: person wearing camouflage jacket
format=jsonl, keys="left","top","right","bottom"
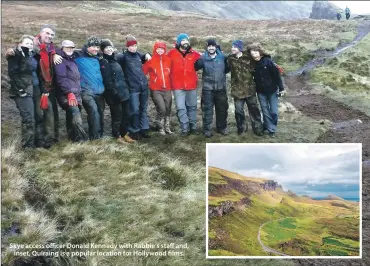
{"left": 227, "top": 40, "right": 263, "bottom": 136}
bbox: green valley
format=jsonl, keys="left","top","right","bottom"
{"left": 208, "top": 167, "right": 360, "bottom": 256}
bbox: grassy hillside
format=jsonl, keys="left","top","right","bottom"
{"left": 0, "top": 1, "right": 365, "bottom": 265}
{"left": 208, "top": 167, "right": 360, "bottom": 256}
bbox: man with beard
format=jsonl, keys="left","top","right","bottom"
{"left": 227, "top": 40, "right": 264, "bottom": 136}
{"left": 194, "top": 39, "right": 230, "bottom": 138}
{"left": 168, "top": 33, "right": 201, "bottom": 136}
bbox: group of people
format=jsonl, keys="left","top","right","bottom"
{"left": 6, "top": 24, "right": 285, "bottom": 149}
{"left": 337, "top": 6, "right": 351, "bottom": 20}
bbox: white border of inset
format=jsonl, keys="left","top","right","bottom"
{"left": 205, "top": 143, "right": 362, "bottom": 259}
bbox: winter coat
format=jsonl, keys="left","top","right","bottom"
{"left": 36, "top": 41, "right": 56, "bottom": 93}
{"left": 253, "top": 55, "right": 284, "bottom": 95}
{"left": 54, "top": 48, "right": 82, "bottom": 107}
{"left": 227, "top": 53, "right": 256, "bottom": 99}
{"left": 117, "top": 50, "right": 148, "bottom": 93}
{"left": 142, "top": 42, "right": 171, "bottom": 91}
{"left": 7, "top": 46, "right": 34, "bottom": 98}
{"left": 74, "top": 46, "right": 105, "bottom": 95}
{"left": 194, "top": 48, "right": 229, "bottom": 91}
{"left": 168, "top": 45, "right": 201, "bottom": 90}
{"left": 100, "top": 53, "right": 130, "bottom": 105}
{"left": 30, "top": 56, "right": 40, "bottom": 88}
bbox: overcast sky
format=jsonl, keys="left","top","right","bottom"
{"left": 330, "top": 1, "right": 370, "bottom": 14}
{"left": 208, "top": 144, "right": 361, "bottom": 199}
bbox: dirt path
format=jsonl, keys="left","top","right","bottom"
{"left": 257, "top": 218, "right": 291, "bottom": 256}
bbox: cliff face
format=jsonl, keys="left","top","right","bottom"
{"left": 309, "top": 0, "right": 341, "bottom": 20}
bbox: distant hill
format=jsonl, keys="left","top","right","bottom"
{"left": 125, "top": 1, "right": 314, "bottom": 20}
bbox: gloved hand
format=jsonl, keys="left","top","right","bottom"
{"left": 40, "top": 93, "right": 49, "bottom": 110}
{"left": 278, "top": 90, "right": 285, "bottom": 97}
{"left": 67, "top": 92, "right": 78, "bottom": 107}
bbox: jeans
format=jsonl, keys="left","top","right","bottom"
{"left": 81, "top": 91, "right": 105, "bottom": 140}
{"left": 64, "top": 105, "right": 87, "bottom": 142}
{"left": 234, "top": 95, "right": 263, "bottom": 134}
{"left": 14, "top": 96, "right": 35, "bottom": 148}
{"left": 257, "top": 92, "right": 279, "bottom": 133}
{"left": 173, "top": 89, "right": 197, "bottom": 133}
{"left": 128, "top": 90, "right": 149, "bottom": 134}
{"left": 201, "top": 90, "right": 228, "bottom": 133}
{"left": 109, "top": 100, "right": 130, "bottom": 138}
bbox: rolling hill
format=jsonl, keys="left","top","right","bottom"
{"left": 208, "top": 166, "right": 360, "bottom": 256}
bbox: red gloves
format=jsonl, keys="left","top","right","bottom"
{"left": 40, "top": 94, "right": 49, "bottom": 110}
{"left": 67, "top": 93, "right": 78, "bottom": 107}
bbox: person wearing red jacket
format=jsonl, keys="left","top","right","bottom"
{"left": 168, "top": 33, "right": 201, "bottom": 136}
{"left": 143, "top": 41, "right": 173, "bottom": 135}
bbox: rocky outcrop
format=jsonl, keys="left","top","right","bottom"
{"left": 324, "top": 194, "right": 344, "bottom": 200}
{"left": 287, "top": 190, "right": 298, "bottom": 197}
{"left": 208, "top": 183, "right": 232, "bottom": 197}
{"left": 309, "top": 0, "right": 341, "bottom": 20}
{"left": 209, "top": 201, "right": 235, "bottom": 218}
{"left": 261, "top": 180, "right": 281, "bottom": 191}
{"left": 223, "top": 176, "right": 262, "bottom": 195}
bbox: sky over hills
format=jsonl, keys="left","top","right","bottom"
{"left": 208, "top": 144, "right": 361, "bottom": 199}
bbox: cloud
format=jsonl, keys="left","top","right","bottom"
{"left": 208, "top": 144, "right": 361, "bottom": 199}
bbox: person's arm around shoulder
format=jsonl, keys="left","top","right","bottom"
{"left": 194, "top": 56, "right": 204, "bottom": 71}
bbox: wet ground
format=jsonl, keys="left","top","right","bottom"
{"left": 284, "top": 19, "right": 369, "bottom": 266}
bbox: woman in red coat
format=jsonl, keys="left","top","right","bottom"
{"left": 143, "top": 41, "right": 173, "bottom": 135}
{"left": 168, "top": 33, "right": 201, "bottom": 136}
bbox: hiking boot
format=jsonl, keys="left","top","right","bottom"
{"left": 159, "top": 128, "right": 166, "bottom": 136}
{"left": 217, "top": 128, "right": 229, "bottom": 136}
{"left": 117, "top": 137, "right": 128, "bottom": 144}
{"left": 164, "top": 116, "right": 173, "bottom": 134}
{"left": 123, "top": 133, "right": 136, "bottom": 143}
{"left": 204, "top": 131, "right": 213, "bottom": 138}
{"left": 237, "top": 128, "right": 245, "bottom": 135}
{"left": 180, "top": 131, "right": 189, "bottom": 137}
{"left": 130, "top": 132, "right": 141, "bottom": 141}
{"left": 268, "top": 132, "right": 275, "bottom": 138}
{"left": 140, "top": 130, "right": 151, "bottom": 138}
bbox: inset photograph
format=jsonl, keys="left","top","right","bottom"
{"left": 207, "top": 143, "right": 361, "bottom": 258}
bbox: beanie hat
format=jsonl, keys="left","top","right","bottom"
{"left": 100, "top": 39, "right": 114, "bottom": 51}
{"left": 232, "top": 40, "right": 243, "bottom": 52}
{"left": 176, "top": 33, "right": 189, "bottom": 45}
{"left": 207, "top": 39, "right": 217, "bottom": 47}
{"left": 61, "top": 40, "right": 75, "bottom": 48}
{"left": 86, "top": 36, "right": 101, "bottom": 47}
{"left": 126, "top": 35, "right": 137, "bottom": 47}
{"left": 40, "top": 24, "right": 56, "bottom": 33}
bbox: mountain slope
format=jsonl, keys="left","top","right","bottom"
{"left": 137, "top": 1, "right": 314, "bottom": 20}
{"left": 208, "top": 167, "right": 360, "bottom": 256}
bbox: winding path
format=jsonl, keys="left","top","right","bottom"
{"left": 257, "top": 218, "right": 291, "bottom": 256}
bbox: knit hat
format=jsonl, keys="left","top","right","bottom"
{"left": 207, "top": 39, "right": 217, "bottom": 47}
{"left": 61, "top": 40, "right": 75, "bottom": 48}
{"left": 232, "top": 40, "right": 243, "bottom": 52}
{"left": 176, "top": 33, "right": 189, "bottom": 45}
{"left": 86, "top": 36, "right": 101, "bottom": 47}
{"left": 40, "top": 24, "right": 56, "bottom": 33}
{"left": 100, "top": 39, "right": 114, "bottom": 50}
{"left": 126, "top": 35, "right": 137, "bottom": 47}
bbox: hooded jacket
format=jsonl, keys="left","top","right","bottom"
{"left": 227, "top": 53, "right": 256, "bottom": 99}
{"left": 54, "top": 48, "right": 82, "bottom": 107}
{"left": 100, "top": 52, "right": 130, "bottom": 104}
{"left": 253, "top": 55, "right": 284, "bottom": 95}
{"left": 194, "top": 48, "right": 229, "bottom": 91}
{"left": 142, "top": 42, "right": 171, "bottom": 91}
{"left": 74, "top": 46, "right": 105, "bottom": 95}
{"left": 7, "top": 46, "right": 34, "bottom": 98}
{"left": 167, "top": 45, "right": 201, "bottom": 90}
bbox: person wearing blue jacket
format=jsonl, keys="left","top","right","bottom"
{"left": 117, "top": 35, "right": 151, "bottom": 140}
{"left": 74, "top": 36, "right": 105, "bottom": 140}
{"left": 194, "top": 39, "right": 230, "bottom": 138}
{"left": 248, "top": 43, "right": 284, "bottom": 138}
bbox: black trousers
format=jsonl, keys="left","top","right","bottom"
{"left": 109, "top": 100, "right": 130, "bottom": 138}
{"left": 201, "top": 90, "right": 229, "bottom": 133}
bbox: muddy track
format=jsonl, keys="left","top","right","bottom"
{"left": 258, "top": 218, "right": 291, "bottom": 256}
{"left": 284, "top": 20, "right": 369, "bottom": 266}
